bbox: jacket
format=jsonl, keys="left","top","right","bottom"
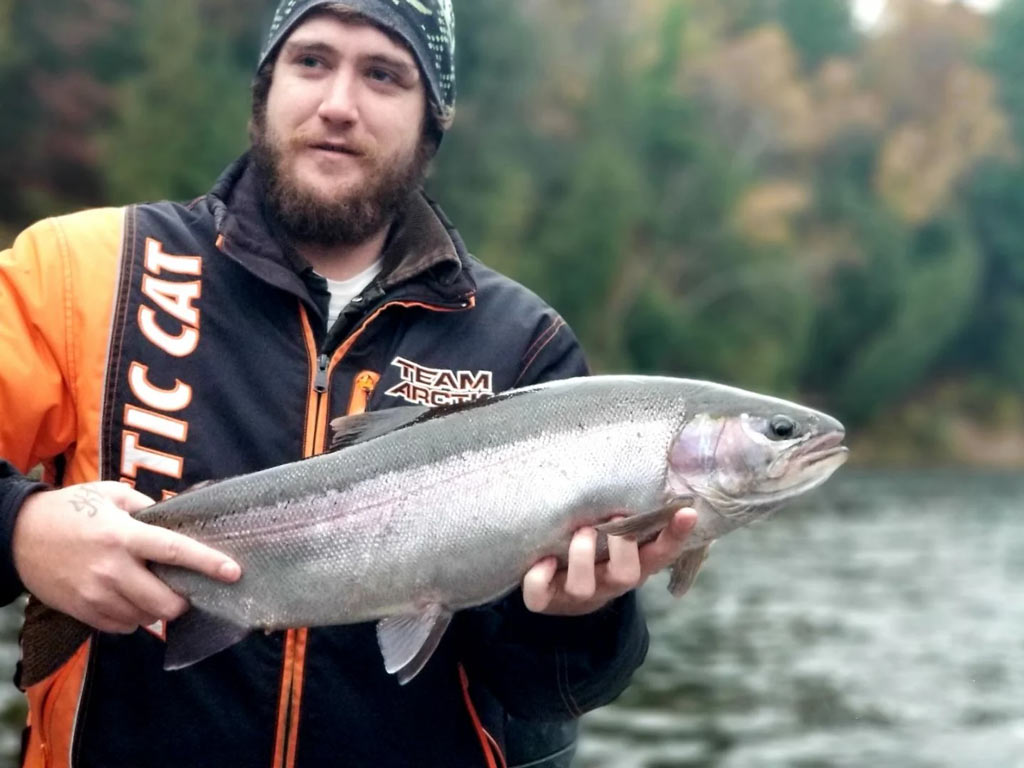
{"left": 0, "top": 156, "right": 648, "bottom": 768}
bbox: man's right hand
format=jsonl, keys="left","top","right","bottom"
{"left": 12, "top": 481, "right": 241, "bottom": 634}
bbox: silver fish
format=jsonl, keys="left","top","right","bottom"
{"left": 137, "top": 375, "right": 848, "bottom": 683}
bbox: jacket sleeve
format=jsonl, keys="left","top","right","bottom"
{"left": 460, "top": 314, "right": 649, "bottom": 719}
{"left": 0, "top": 220, "right": 78, "bottom": 604}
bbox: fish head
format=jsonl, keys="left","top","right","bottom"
{"left": 667, "top": 391, "right": 848, "bottom": 517}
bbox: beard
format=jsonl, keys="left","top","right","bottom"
{"left": 250, "top": 113, "right": 432, "bottom": 248}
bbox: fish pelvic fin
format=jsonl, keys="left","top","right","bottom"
{"left": 594, "top": 497, "right": 695, "bottom": 540}
{"left": 667, "top": 544, "right": 713, "bottom": 597}
{"left": 164, "top": 608, "right": 251, "bottom": 670}
{"left": 377, "top": 604, "right": 453, "bottom": 685}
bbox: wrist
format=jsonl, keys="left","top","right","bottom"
{"left": 1, "top": 478, "right": 49, "bottom": 604}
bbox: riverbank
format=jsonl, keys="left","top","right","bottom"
{"left": 848, "top": 380, "right": 1024, "bottom": 469}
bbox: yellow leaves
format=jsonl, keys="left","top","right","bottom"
{"left": 735, "top": 180, "right": 811, "bottom": 244}
{"left": 692, "top": 25, "right": 820, "bottom": 156}
{"left": 812, "top": 59, "right": 884, "bottom": 143}
{"left": 690, "top": 26, "right": 879, "bottom": 158}
{"left": 877, "top": 64, "right": 1013, "bottom": 223}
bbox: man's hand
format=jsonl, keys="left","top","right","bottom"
{"left": 12, "top": 482, "right": 241, "bottom": 634}
{"left": 522, "top": 508, "right": 698, "bottom": 616}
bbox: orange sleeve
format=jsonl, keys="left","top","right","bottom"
{"left": 0, "top": 219, "right": 79, "bottom": 473}
{"left": 0, "top": 209, "right": 123, "bottom": 477}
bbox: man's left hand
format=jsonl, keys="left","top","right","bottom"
{"left": 522, "top": 508, "right": 699, "bottom": 616}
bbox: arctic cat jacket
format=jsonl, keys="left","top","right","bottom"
{"left": 0, "top": 156, "right": 649, "bottom": 768}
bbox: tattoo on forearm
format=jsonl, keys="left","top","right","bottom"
{"left": 69, "top": 488, "right": 106, "bottom": 517}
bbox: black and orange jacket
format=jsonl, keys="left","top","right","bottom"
{"left": 0, "top": 156, "right": 648, "bottom": 768}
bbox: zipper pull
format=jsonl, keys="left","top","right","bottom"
{"left": 348, "top": 371, "right": 381, "bottom": 415}
{"left": 314, "top": 354, "right": 330, "bottom": 393}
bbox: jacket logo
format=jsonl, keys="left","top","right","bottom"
{"left": 384, "top": 357, "right": 493, "bottom": 406}
{"left": 120, "top": 238, "right": 202, "bottom": 486}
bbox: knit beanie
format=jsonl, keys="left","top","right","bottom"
{"left": 259, "top": 0, "right": 456, "bottom": 130}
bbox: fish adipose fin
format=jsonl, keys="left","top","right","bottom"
{"left": 328, "top": 406, "right": 430, "bottom": 451}
{"left": 594, "top": 498, "right": 695, "bottom": 539}
{"left": 377, "top": 604, "right": 453, "bottom": 685}
{"left": 668, "top": 544, "right": 713, "bottom": 597}
{"left": 164, "top": 607, "right": 251, "bottom": 670}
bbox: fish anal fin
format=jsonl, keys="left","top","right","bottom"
{"left": 328, "top": 406, "right": 429, "bottom": 452}
{"left": 667, "top": 544, "right": 713, "bottom": 597}
{"left": 594, "top": 497, "right": 695, "bottom": 539}
{"left": 164, "top": 608, "right": 251, "bottom": 670}
{"left": 376, "top": 604, "right": 453, "bottom": 685}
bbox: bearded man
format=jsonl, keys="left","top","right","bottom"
{"left": 0, "top": 2, "right": 698, "bottom": 766}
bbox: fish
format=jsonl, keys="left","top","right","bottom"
{"left": 132, "top": 375, "right": 848, "bottom": 683}
{"left": 18, "top": 375, "right": 848, "bottom": 688}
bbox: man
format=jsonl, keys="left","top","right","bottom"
{"left": 0, "top": 2, "right": 698, "bottom": 766}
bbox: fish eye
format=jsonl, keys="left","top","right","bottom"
{"left": 769, "top": 415, "right": 797, "bottom": 440}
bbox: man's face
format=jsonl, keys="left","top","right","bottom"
{"left": 252, "top": 13, "right": 431, "bottom": 246}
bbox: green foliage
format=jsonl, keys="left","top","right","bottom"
{"left": 103, "top": 0, "right": 251, "bottom": 203}
{"left": 2, "top": 0, "right": 1023, "bottom": 463}
{"left": 988, "top": 0, "right": 1024, "bottom": 151}
{"left": 837, "top": 216, "right": 982, "bottom": 424}
{"left": 778, "top": 0, "right": 855, "bottom": 70}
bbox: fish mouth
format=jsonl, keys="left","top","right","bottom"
{"left": 796, "top": 430, "right": 848, "bottom": 468}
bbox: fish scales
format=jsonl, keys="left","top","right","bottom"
{"left": 115, "top": 375, "right": 848, "bottom": 681}
{"left": 146, "top": 380, "right": 688, "bottom": 628}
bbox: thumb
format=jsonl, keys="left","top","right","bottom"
{"left": 93, "top": 481, "right": 156, "bottom": 514}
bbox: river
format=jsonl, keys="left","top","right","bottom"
{"left": 0, "top": 471, "right": 1020, "bottom": 767}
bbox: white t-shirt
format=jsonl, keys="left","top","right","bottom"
{"left": 322, "top": 260, "right": 383, "bottom": 328}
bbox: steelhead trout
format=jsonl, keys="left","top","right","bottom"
{"left": 21, "top": 376, "right": 847, "bottom": 686}
{"left": 138, "top": 375, "right": 848, "bottom": 682}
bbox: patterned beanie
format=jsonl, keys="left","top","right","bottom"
{"left": 259, "top": 0, "right": 456, "bottom": 130}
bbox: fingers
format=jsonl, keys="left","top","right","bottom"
{"left": 638, "top": 508, "right": 698, "bottom": 573}
{"left": 115, "top": 566, "right": 190, "bottom": 622}
{"left": 124, "top": 521, "right": 241, "bottom": 583}
{"left": 522, "top": 557, "right": 558, "bottom": 613}
{"left": 604, "top": 529, "right": 641, "bottom": 591}
{"left": 564, "top": 527, "right": 597, "bottom": 600}
{"left": 82, "top": 588, "right": 155, "bottom": 634}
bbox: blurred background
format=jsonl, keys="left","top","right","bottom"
{"left": 2, "top": 0, "right": 1023, "bottom": 765}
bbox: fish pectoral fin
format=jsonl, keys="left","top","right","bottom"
{"left": 667, "top": 544, "right": 713, "bottom": 598}
{"left": 377, "top": 604, "right": 453, "bottom": 685}
{"left": 594, "top": 497, "right": 695, "bottom": 539}
{"left": 329, "top": 406, "right": 430, "bottom": 451}
{"left": 164, "top": 608, "right": 251, "bottom": 671}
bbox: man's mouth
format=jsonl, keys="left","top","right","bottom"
{"left": 308, "top": 142, "right": 362, "bottom": 157}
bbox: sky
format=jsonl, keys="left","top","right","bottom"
{"left": 852, "top": 0, "right": 1003, "bottom": 27}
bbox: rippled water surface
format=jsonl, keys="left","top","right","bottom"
{"left": 578, "top": 471, "right": 1024, "bottom": 768}
{"left": 0, "top": 472, "right": 1020, "bottom": 767}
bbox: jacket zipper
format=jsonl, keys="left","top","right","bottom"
{"left": 274, "top": 296, "right": 470, "bottom": 768}
{"left": 313, "top": 354, "right": 330, "bottom": 394}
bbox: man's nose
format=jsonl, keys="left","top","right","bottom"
{"left": 318, "top": 70, "right": 359, "bottom": 124}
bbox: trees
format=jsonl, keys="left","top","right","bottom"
{"left": 3, "top": 0, "right": 1022, "bottom": 462}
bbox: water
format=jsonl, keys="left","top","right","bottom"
{"left": 0, "top": 472, "right": 1020, "bottom": 767}
{"left": 578, "top": 471, "right": 1024, "bottom": 768}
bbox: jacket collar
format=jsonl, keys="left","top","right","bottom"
{"left": 206, "top": 153, "right": 475, "bottom": 309}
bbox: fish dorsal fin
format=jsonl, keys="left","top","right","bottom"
{"left": 328, "top": 390, "right": 527, "bottom": 452}
{"left": 376, "top": 604, "right": 453, "bottom": 685}
{"left": 328, "top": 406, "right": 430, "bottom": 451}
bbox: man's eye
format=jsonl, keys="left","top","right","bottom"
{"left": 298, "top": 56, "right": 322, "bottom": 69}
{"left": 367, "top": 68, "right": 396, "bottom": 83}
